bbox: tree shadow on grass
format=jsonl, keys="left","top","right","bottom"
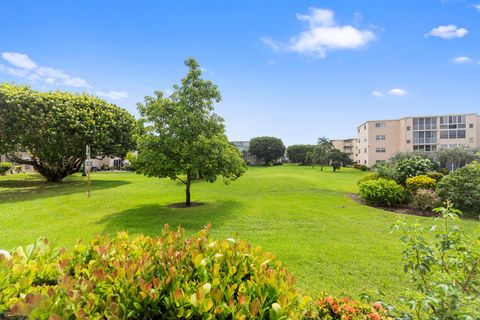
{"left": 97, "top": 200, "right": 242, "bottom": 237}
{"left": 0, "top": 176, "right": 131, "bottom": 204}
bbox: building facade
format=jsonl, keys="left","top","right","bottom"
{"left": 333, "top": 113, "right": 480, "bottom": 167}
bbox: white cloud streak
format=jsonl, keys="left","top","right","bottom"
{"left": 388, "top": 88, "right": 408, "bottom": 96}
{"left": 426, "top": 25, "right": 468, "bottom": 39}
{"left": 452, "top": 56, "right": 472, "bottom": 64}
{"left": 96, "top": 90, "right": 129, "bottom": 101}
{"left": 262, "top": 7, "right": 376, "bottom": 58}
{"left": 2, "top": 52, "right": 37, "bottom": 69}
{"left": 371, "top": 90, "right": 383, "bottom": 97}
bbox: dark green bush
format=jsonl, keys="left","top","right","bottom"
{"left": 359, "top": 178, "right": 405, "bottom": 206}
{"left": 0, "top": 227, "right": 391, "bottom": 319}
{"left": 0, "top": 162, "right": 12, "bottom": 176}
{"left": 426, "top": 171, "right": 444, "bottom": 182}
{"left": 437, "top": 162, "right": 480, "bottom": 214}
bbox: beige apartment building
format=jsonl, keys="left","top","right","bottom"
{"left": 333, "top": 113, "right": 480, "bottom": 167}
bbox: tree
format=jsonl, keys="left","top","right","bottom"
{"left": 435, "top": 146, "right": 480, "bottom": 171}
{"left": 312, "top": 137, "right": 334, "bottom": 170}
{"left": 286, "top": 144, "right": 314, "bottom": 164}
{"left": 135, "top": 58, "right": 247, "bottom": 207}
{"left": 0, "top": 83, "right": 137, "bottom": 182}
{"left": 329, "top": 149, "right": 347, "bottom": 172}
{"left": 249, "top": 136, "right": 286, "bottom": 165}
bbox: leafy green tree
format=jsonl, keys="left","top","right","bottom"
{"left": 436, "top": 146, "right": 480, "bottom": 171}
{"left": 135, "top": 58, "right": 247, "bottom": 207}
{"left": 286, "top": 144, "right": 314, "bottom": 164}
{"left": 249, "top": 136, "right": 286, "bottom": 165}
{"left": 0, "top": 83, "right": 137, "bottom": 182}
{"left": 329, "top": 149, "right": 349, "bottom": 172}
{"left": 394, "top": 155, "right": 433, "bottom": 184}
{"left": 312, "top": 137, "right": 334, "bottom": 170}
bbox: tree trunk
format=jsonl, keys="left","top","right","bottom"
{"left": 185, "top": 174, "right": 191, "bottom": 207}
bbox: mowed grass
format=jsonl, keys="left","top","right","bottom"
{"left": 1, "top": 165, "right": 478, "bottom": 302}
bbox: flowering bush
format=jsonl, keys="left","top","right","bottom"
{"left": 405, "top": 175, "right": 436, "bottom": 192}
{"left": 394, "top": 156, "right": 433, "bottom": 184}
{"left": 411, "top": 189, "right": 441, "bottom": 211}
{"left": 0, "top": 227, "right": 392, "bottom": 319}
{"left": 359, "top": 178, "right": 405, "bottom": 206}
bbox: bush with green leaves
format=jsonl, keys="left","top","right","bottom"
{"left": 373, "top": 162, "right": 396, "bottom": 180}
{"left": 394, "top": 156, "right": 433, "bottom": 184}
{"left": 405, "top": 175, "right": 436, "bottom": 192}
{"left": 0, "top": 227, "right": 392, "bottom": 319}
{"left": 426, "top": 171, "right": 444, "bottom": 182}
{"left": 0, "top": 162, "right": 12, "bottom": 176}
{"left": 394, "top": 205, "right": 480, "bottom": 319}
{"left": 358, "top": 178, "right": 405, "bottom": 206}
{"left": 357, "top": 172, "right": 380, "bottom": 186}
{"left": 411, "top": 189, "right": 441, "bottom": 211}
{"left": 437, "top": 162, "right": 480, "bottom": 214}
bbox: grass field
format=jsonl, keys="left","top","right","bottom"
{"left": 1, "top": 165, "right": 478, "bottom": 303}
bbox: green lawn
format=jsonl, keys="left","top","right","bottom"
{"left": 1, "top": 165, "right": 478, "bottom": 303}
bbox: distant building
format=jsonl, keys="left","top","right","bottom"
{"left": 333, "top": 113, "right": 480, "bottom": 167}
{"left": 231, "top": 141, "right": 256, "bottom": 165}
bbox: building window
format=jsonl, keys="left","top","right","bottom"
{"left": 376, "top": 160, "right": 386, "bottom": 163}
{"left": 469, "top": 123, "right": 474, "bottom": 129}
{"left": 376, "top": 135, "right": 386, "bottom": 141}
{"left": 406, "top": 140, "right": 411, "bottom": 144}
{"left": 364, "top": 160, "right": 367, "bottom": 164}
{"left": 407, "top": 126, "right": 411, "bottom": 131}
{"left": 375, "top": 122, "right": 386, "bottom": 128}
{"left": 413, "top": 145, "right": 437, "bottom": 152}
{"left": 364, "top": 125, "right": 366, "bottom": 130}
{"left": 375, "top": 147, "right": 386, "bottom": 153}
{"left": 440, "top": 115, "right": 466, "bottom": 129}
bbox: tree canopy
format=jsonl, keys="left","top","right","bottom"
{"left": 135, "top": 58, "right": 247, "bottom": 206}
{"left": 249, "top": 136, "right": 286, "bottom": 165}
{"left": 286, "top": 144, "right": 314, "bottom": 164}
{"left": 0, "top": 83, "right": 137, "bottom": 182}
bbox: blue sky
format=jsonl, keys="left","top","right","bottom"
{"left": 1, "top": 0, "right": 479, "bottom": 146}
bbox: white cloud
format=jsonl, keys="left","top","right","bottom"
{"left": 371, "top": 90, "right": 383, "bottom": 97}
{"left": 95, "top": 90, "right": 129, "bottom": 101}
{"left": 388, "top": 88, "right": 408, "bottom": 96}
{"left": 426, "top": 25, "right": 468, "bottom": 39}
{"left": 262, "top": 7, "right": 376, "bottom": 58}
{"left": 474, "top": 3, "right": 480, "bottom": 11}
{"left": 1, "top": 52, "right": 37, "bottom": 69}
{"left": 452, "top": 56, "right": 472, "bottom": 64}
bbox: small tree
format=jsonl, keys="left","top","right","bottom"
{"left": 329, "top": 149, "right": 347, "bottom": 172}
{"left": 436, "top": 146, "right": 480, "bottom": 171}
{"left": 249, "top": 137, "right": 286, "bottom": 165}
{"left": 0, "top": 83, "right": 138, "bottom": 182}
{"left": 394, "top": 156, "right": 433, "bottom": 185}
{"left": 312, "top": 137, "right": 334, "bottom": 170}
{"left": 135, "top": 58, "right": 247, "bottom": 207}
{"left": 286, "top": 144, "right": 314, "bottom": 164}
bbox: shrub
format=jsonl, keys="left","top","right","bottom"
{"left": 426, "top": 171, "right": 444, "bottom": 182}
{"left": 405, "top": 175, "right": 436, "bottom": 192}
{"left": 0, "top": 162, "right": 12, "bottom": 176}
{"left": 394, "top": 205, "right": 480, "bottom": 318}
{"left": 353, "top": 164, "right": 369, "bottom": 171}
{"left": 411, "top": 189, "right": 441, "bottom": 211}
{"left": 357, "top": 172, "right": 380, "bottom": 186}
{"left": 0, "top": 227, "right": 392, "bottom": 319}
{"left": 373, "top": 163, "right": 396, "bottom": 180}
{"left": 394, "top": 156, "right": 433, "bottom": 184}
{"left": 437, "top": 162, "right": 480, "bottom": 213}
{"left": 358, "top": 178, "right": 405, "bottom": 206}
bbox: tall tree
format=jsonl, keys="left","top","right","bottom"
{"left": 286, "top": 144, "right": 314, "bottom": 164}
{"left": 312, "top": 137, "right": 334, "bottom": 170}
{"left": 0, "top": 83, "right": 137, "bottom": 182}
{"left": 249, "top": 136, "right": 286, "bottom": 165}
{"left": 135, "top": 58, "right": 247, "bottom": 207}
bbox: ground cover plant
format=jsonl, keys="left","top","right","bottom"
{"left": 0, "top": 165, "right": 479, "bottom": 305}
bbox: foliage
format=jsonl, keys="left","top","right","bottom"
{"left": 357, "top": 173, "right": 381, "bottom": 186}
{"left": 354, "top": 164, "right": 369, "bottom": 171}
{"left": 311, "top": 137, "right": 334, "bottom": 170}
{"left": 135, "top": 58, "right": 247, "bottom": 206}
{"left": 0, "top": 83, "right": 137, "bottom": 182}
{"left": 436, "top": 146, "right": 480, "bottom": 171}
{"left": 358, "top": 178, "right": 405, "bottom": 207}
{"left": 389, "top": 151, "right": 437, "bottom": 167}
{"left": 394, "top": 156, "right": 433, "bottom": 185}
{"left": 411, "top": 189, "right": 441, "bottom": 211}
{"left": 0, "top": 162, "right": 12, "bottom": 176}
{"left": 394, "top": 205, "right": 480, "bottom": 319}
{"left": 286, "top": 144, "right": 314, "bottom": 164}
{"left": 437, "top": 162, "right": 480, "bottom": 214}
{"left": 426, "top": 171, "right": 444, "bottom": 182}
{"left": 329, "top": 149, "right": 353, "bottom": 172}
{"left": 249, "top": 136, "right": 286, "bottom": 165}
{"left": 0, "top": 227, "right": 392, "bottom": 319}
{"left": 373, "top": 162, "right": 396, "bottom": 180}
{"left": 125, "top": 152, "right": 138, "bottom": 171}
{"left": 405, "top": 175, "right": 436, "bottom": 193}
